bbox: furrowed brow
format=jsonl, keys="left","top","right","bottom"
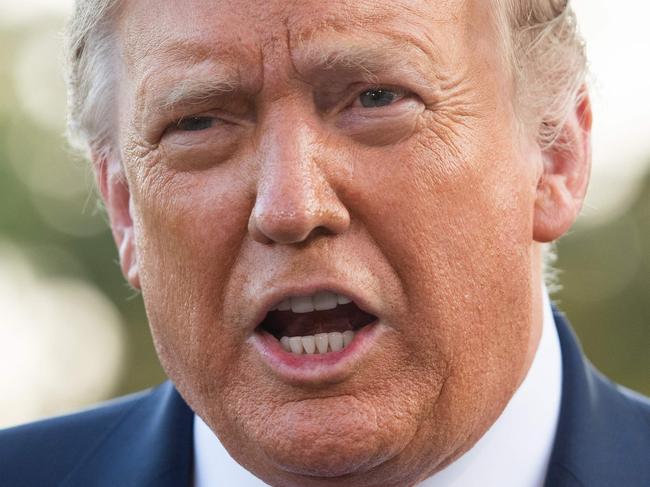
{"left": 293, "top": 36, "right": 436, "bottom": 89}
{"left": 159, "top": 75, "right": 239, "bottom": 112}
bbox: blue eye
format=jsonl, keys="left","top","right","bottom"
{"left": 176, "top": 116, "right": 214, "bottom": 131}
{"left": 358, "top": 89, "right": 399, "bottom": 108}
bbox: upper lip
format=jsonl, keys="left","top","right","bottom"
{"left": 251, "top": 281, "right": 379, "bottom": 333}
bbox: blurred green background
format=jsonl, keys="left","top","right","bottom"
{"left": 0, "top": 11, "right": 648, "bottom": 428}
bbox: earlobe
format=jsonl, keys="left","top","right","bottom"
{"left": 94, "top": 152, "right": 141, "bottom": 290}
{"left": 533, "top": 90, "right": 592, "bottom": 243}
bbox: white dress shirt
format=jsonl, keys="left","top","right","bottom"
{"left": 193, "top": 291, "right": 562, "bottom": 487}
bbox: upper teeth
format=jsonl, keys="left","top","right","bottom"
{"left": 274, "top": 292, "right": 352, "bottom": 313}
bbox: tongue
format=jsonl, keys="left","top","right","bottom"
{"left": 263, "top": 303, "right": 375, "bottom": 338}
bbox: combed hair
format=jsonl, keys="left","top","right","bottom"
{"left": 497, "top": 0, "right": 587, "bottom": 149}
{"left": 65, "top": 0, "right": 120, "bottom": 160}
{"left": 65, "top": 0, "right": 587, "bottom": 157}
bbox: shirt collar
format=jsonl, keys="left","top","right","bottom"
{"left": 193, "top": 290, "right": 562, "bottom": 487}
{"left": 419, "top": 289, "right": 562, "bottom": 486}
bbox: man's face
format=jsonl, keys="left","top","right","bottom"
{"left": 115, "top": 0, "right": 545, "bottom": 485}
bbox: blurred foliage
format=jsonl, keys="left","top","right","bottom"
{"left": 0, "top": 17, "right": 647, "bottom": 405}
{"left": 555, "top": 172, "right": 650, "bottom": 394}
{"left": 0, "top": 18, "right": 166, "bottom": 397}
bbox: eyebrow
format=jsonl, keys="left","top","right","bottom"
{"left": 158, "top": 74, "right": 239, "bottom": 112}
{"left": 145, "top": 32, "right": 437, "bottom": 116}
{"left": 292, "top": 34, "right": 438, "bottom": 90}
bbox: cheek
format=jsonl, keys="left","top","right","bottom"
{"left": 346, "top": 122, "right": 538, "bottom": 431}
{"left": 352, "top": 122, "right": 536, "bottom": 297}
{"left": 129, "top": 164, "right": 254, "bottom": 392}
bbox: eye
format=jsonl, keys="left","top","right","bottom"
{"left": 357, "top": 88, "right": 404, "bottom": 108}
{"left": 175, "top": 116, "right": 215, "bottom": 132}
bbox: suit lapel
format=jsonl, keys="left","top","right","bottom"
{"left": 61, "top": 381, "right": 194, "bottom": 487}
{"left": 545, "top": 308, "right": 650, "bottom": 487}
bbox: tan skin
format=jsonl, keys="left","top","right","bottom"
{"left": 98, "top": 0, "right": 592, "bottom": 485}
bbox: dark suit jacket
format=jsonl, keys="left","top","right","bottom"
{"left": 1, "top": 309, "right": 649, "bottom": 486}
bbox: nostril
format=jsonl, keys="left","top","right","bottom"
{"left": 249, "top": 206, "right": 350, "bottom": 245}
{"left": 305, "top": 226, "right": 332, "bottom": 240}
{"left": 249, "top": 207, "right": 327, "bottom": 245}
{"left": 248, "top": 211, "right": 273, "bottom": 244}
{"left": 248, "top": 173, "right": 351, "bottom": 245}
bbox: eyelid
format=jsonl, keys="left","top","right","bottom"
{"left": 164, "top": 112, "right": 226, "bottom": 135}
{"left": 349, "top": 85, "right": 410, "bottom": 108}
{"left": 176, "top": 115, "right": 213, "bottom": 127}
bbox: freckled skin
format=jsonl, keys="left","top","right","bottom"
{"left": 103, "top": 0, "right": 583, "bottom": 486}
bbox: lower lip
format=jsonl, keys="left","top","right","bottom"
{"left": 250, "top": 322, "right": 383, "bottom": 384}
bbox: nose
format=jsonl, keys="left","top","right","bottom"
{"left": 248, "top": 117, "right": 350, "bottom": 245}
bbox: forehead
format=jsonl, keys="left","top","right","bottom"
{"left": 117, "top": 0, "right": 497, "bottom": 79}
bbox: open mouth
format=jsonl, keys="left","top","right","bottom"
{"left": 256, "top": 292, "right": 377, "bottom": 355}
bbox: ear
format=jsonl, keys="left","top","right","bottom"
{"left": 94, "top": 151, "right": 141, "bottom": 290}
{"left": 533, "top": 88, "right": 593, "bottom": 243}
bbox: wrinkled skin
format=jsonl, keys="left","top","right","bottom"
{"left": 99, "top": 0, "right": 591, "bottom": 485}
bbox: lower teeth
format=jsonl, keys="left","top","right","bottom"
{"left": 280, "top": 330, "right": 355, "bottom": 354}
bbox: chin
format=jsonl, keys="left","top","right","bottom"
{"left": 248, "top": 396, "right": 412, "bottom": 480}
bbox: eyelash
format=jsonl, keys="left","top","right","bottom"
{"left": 352, "top": 86, "right": 408, "bottom": 109}
{"left": 175, "top": 116, "right": 215, "bottom": 132}
{"left": 166, "top": 86, "right": 411, "bottom": 135}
